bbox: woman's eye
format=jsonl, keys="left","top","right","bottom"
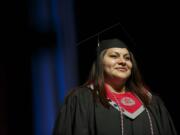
{"left": 110, "top": 55, "right": 117, "bottom": 58}
{"left": 125, "top": 57, "right": 130, "bottom": 60}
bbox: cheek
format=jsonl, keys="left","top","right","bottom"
{"left": 127, "top": 63, "right": 133, "bottom": 76}
{"left": 127, "top": 62, "right": 133, "bottom": 69}
{"left": 103, "top": 60, "right": 116, "bottom": 70}
{"left": 103, "top": 65, "right": 111, "bottom": 73}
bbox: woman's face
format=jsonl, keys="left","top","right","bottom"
{"left": 102, "top": 48, "right": 133, "bottom": 81}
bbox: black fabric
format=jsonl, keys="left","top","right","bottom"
{"left": 53, "top": 87, "right": 177, "bottom": 135}
{"left": 97, "top": 23, "right": 136, "bottom": 54}
{"left": 97, "top": 39, "right": 128, "bottom": 55}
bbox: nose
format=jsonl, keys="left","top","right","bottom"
{"left": 117, "top": 58, "right": 126, "bottom": 65}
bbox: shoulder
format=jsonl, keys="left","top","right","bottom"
{"left": 64, "top": 86, "right": 94, "bottom": 105}
{"left": 150, "top": 93, "right": 165, "bottom": 106}
{"left": 148, "top": 93, "right": 169, "bottom": 113}
{"left": 66, "top": 86, "right": 93, "bottom": 98}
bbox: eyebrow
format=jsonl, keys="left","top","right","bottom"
{"left": 109, "top": 51, "right": 130, "bottom": 56}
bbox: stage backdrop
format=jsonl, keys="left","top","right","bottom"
{"left": 30, "top": 0, "right": 78, "bottom": 134}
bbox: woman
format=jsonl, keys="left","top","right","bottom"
{"left": 53, "top": 38, "right": 177, "bottom": 135}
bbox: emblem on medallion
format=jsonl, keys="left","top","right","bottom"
{"left": 121, "top": 97, "right": 135, "bottom": 106}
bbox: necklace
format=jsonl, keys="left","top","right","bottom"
{"left": 145, "top": 108, "right": 154, "bottom": 135}
{"left": 111, "top": 91, "right": 154, "bottom": 135}
{"left": 111, "top": 92, "right": 124, "bottom": 135}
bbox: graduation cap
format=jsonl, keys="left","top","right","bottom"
{"left": 77, "top": 22, "right": 136, "bottom": 60}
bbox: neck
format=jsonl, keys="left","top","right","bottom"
{"left": 104, "top": 79, "right": 126, "bottom": 94}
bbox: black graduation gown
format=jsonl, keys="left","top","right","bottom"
{"left": 53, "top": 87, "right": 177, "bottom": 135}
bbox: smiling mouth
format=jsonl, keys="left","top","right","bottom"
{"left": 115, "top": 68, "right": 127, "bottom": 72}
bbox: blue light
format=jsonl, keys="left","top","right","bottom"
{"left": 32, "top": 50, "right": 56, "bottom": 135}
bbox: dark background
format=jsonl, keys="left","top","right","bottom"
{"left": 1, "top": 0, "right": 179, "bottom": 134}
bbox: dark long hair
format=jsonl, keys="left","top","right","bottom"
{"left": 85, "top": 49, "right": 152, "bottom": 108}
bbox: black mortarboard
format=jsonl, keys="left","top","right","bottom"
{"left": 77, "top": 22, "right": 136, "bottom": 58}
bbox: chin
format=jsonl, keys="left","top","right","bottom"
{"left": 114, "top": 73, "right": 130, "bottom": 80}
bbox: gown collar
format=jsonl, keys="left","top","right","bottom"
{"left": 105, "top": 84, "right": 145, "bottom": 119}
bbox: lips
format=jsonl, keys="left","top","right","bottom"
{"left": 115, "top": 67, "right": 128, "bottom": 72}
